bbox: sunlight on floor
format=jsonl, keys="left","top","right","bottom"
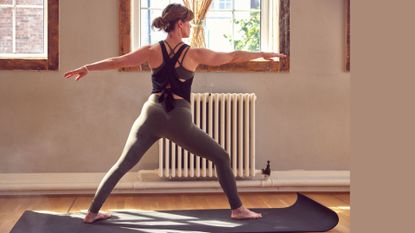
{"left": 188, "top": 220, "right": 242, "bottom": 227}
{"left": 330, "top": 206, "right": 350, "bottom": 213}
{"left": 112, "top": 221, "right": 188, "bottom": 226}
{"left": 109, "top": 209, "right": 199, "bottom": 220}
{"left": 34, "top": 210, "right": 62, "bottom": 215}
{"left": 121, "top": 227, "right": 210, "bottom": 233}
{"left": 330, "top": 206, "right": 350, "bottom": 210}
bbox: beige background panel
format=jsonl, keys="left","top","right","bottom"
{"left": 352, "top": 0, "right": 415, "bottom": 232}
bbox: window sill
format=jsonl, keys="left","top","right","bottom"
{"left": 119, "top": 59, "right": 288, "bottom": 73}
{"left": 0, "top": 59, "right": 57, "bottom": 70}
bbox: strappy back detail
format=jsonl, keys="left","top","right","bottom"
{"left": 164, "top": 41, "right": 184, "bottom": 57}
{"left": 151, "top": 40, "right": 194, "bottom": 81}
{"left": 151, "top": 40, "right": 194, "bottom": 112}
{"left": 178, "top": 46, "right": 190, "bottom": 66}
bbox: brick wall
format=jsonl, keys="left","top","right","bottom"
{"left": 0, "top": 0, "right": 44, "bottom": 54}
{"left": 0, "top": 8, "right": 13, "bottom": 53}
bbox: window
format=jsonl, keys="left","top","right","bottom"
{"left": 135, "top": 0, "right": 278, "bottom": 53}
{"left": 120, "top": 0, "right": 290, "bottom": 72}
{"left": 0, "top": 0, "right": 59, "bottom": 70}
{"left": 203, "top": 0, "right": 278, "bottom": 53}
{"left": 0, "top": 0, "right": 46, "bottom": 58}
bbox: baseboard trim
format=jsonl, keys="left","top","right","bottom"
{"left": 0, "top": 170, "right": 350, "bottom": 195}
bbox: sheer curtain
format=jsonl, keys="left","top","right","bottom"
{"left": 182, "top": 0, "right": 212, "bottom": 48}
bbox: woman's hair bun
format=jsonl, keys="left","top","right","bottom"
{"left": 152, "top": 17, "right": 166, "bottom": 31}
{"left": 151, "top": 4, "right": 194, "bottom": 33}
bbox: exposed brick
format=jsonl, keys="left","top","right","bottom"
{"left": 16, "top": 0, "right": 43, "bottom": 5}
{"left": 0, "top": 7, "right": 13, "bottom": 53}
{"left": 0, "top": 6, "right": 45, "bottom": 54}
{"left": 0, "top": 0, "right": 13, "bottom": 5}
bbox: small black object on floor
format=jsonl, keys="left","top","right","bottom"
{"left": 261, "top": 160, "right": 272, "bottom": 176}
{"left": 10, "top": 193, "right": 339, "bottom": 233}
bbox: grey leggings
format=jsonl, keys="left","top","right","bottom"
{"left": 88, "top": 94, "right": 243, "bottom": 213}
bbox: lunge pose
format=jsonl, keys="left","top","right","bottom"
{"left": 64, "top": 3, "right": 286, "bottom": 223}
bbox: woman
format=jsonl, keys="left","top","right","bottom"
{"left": 64, "top": 3, "right": 286, "bottom": 223}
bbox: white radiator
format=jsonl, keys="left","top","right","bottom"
{"left": 158, "top": 93, "right": 257, "bottom": 178}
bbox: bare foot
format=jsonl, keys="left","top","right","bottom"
{"left": 83, "top": 211, "right": 112, "bottom": 224}
{"left": 231, "top": 206, "right": 262, "bottom": 220}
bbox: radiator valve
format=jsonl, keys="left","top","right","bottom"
{"left": 261, "top": 160, "right": 271, "bottom": 176}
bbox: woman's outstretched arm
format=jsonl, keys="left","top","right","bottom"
{"left": 193, "top": 48, "right": 287, "bottom": 67}
{"left": 64, "top": 45, "right": 152, "bottom": 81}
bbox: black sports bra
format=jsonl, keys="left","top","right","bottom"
{"left": 151, "top": 40, "right": 194, "bottom": 112}
{"left": 152, "top": 40, "right": 194, "bottom": 80}
{"left": 152, "top": 61, "right": 194, "bottom": 81}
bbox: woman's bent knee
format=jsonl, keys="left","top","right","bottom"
{"left": 212, "top": 151, "right": 231, "bottom": 165}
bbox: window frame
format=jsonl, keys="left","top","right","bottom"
{"left": 0, "top": 0, "right": 59, "bottom": 71}
{"left": 119, "top": 0, "right": 290, "bottom": 73}
{"left": 345, "top": 0, "right": 350, "bottom": 71}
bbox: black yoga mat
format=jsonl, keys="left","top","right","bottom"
{"left": 10, "top": 193, "right": 339, "bottom": 233}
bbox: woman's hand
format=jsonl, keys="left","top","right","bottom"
{"left": 261, "top": 52, "right": 287, "bottom": 61}
{"left": 64, "top": 66, "right": 89, "bottom": 81}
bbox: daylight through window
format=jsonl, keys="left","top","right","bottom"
{"left": 133, "top": 0, "right": 279, "bottom": 53}
{"left": 0, "top": 0, "right": 47, "bottom": 59}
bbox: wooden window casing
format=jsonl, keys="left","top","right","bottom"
{"left": 345, "top": 0, "right": 350, "bottom": 71}
{"left": 119, "top": 0, "right": 290, "bottom": 73}
{"left": 0, "top": 0, "right": 59, "bottom": 71}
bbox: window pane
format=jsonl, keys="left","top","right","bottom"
{"left": 205, "top": 1, "right": 261, "bottom": 52}
{"left": 0, "top": 8, "right": 13, "bottom": 53}
{"left": 148, "top": 0, "right": 169, "bottom": 9}
{"left": 142, "top": 0, "right": 183, "bottom": 9}
{"left": 211, "top": 0, "right": 232, "bottom": 10}
{"left": 15, "top": 8, "right": 44, "bottom": 53}
{"left": 0, "top": 0, "right": 13, "bottom": 4}
{"left": 233, "top": 11, "right": 260, "bottom": 51}
{"left": 250, "top": 0, "right": 261, "bottom": 9}
{"left": 16, "top": 0, "right": 43, "bottom": 5}
{"left": 140, "top": 1, "right": 188, "bottom": 46}
{"left": 205, "top": 11, "right": 233, "bottom": 52}
{"left": 234, "top": 0, "right": 258, "bottom": 10}
{"left": 140, "top": 9, "right": 149, "bottom": 45}
{"left": 141, "top": 9, "right": 166, "bottom": 45}
{"left": 141, "top": 0, "right": 148, "bottom": 8}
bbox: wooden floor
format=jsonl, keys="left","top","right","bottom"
{"left": 0, "top": 192, "right": 350, "bottom": 233}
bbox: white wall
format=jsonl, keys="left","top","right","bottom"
{"left": 0, "top": 0, "right": 350, "bottom": 173}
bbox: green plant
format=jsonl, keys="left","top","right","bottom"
{"left": 224, "top": 11, "right": 260, "bottom": 51}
